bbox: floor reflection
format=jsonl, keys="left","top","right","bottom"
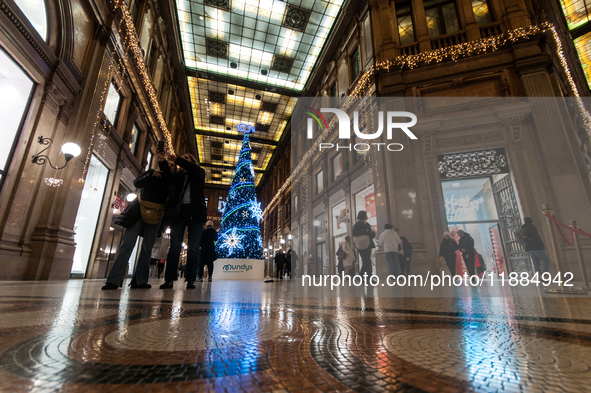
{"left": 0, "top": 278, "right": 589, "bottom": 392}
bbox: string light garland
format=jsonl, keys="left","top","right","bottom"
{"left": 262, "top": 22, "right": 591, "bottom": 217}
{"left": 112, "top": 0, "right": 174, "bottom": 153}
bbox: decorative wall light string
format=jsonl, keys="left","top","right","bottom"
{"left": 112, "top": 0, "right": 175, "bottom": 153}
{"left": 262, "top": 22, "right": 591, "bottom": 217}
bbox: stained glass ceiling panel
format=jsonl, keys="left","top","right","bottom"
{"left": 176, "top": 0, "right": 344, "bottom": 91}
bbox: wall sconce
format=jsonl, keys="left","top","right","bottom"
{"left": 127, "top": 193, "right": 137, "bottom": 201}
{"left": 32, "top": 136, "right": 81, "bottom": 170}
{"left": 313, "top": 220, "right": 320, "bottom": 227}
{"left": 279, "top": 238, "right": 285, "bottom": 244}
{"left": 287, "top": 234, "right": 293, "bottom": 240}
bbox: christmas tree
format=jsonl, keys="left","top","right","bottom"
{"left": 215, "top": 124, "right": 264, "bottom": 260}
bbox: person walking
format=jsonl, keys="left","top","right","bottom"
{"left": 457, "top": 229, "right": 476, "bottom": 276}
{"left": 150, "top": 234, "right": 170, "bottom": 276}
{"left": 399, "top": 235, "right": 412, "bottom": 275}
{"left": 274, "top": 249, "right": 286, "bottom": 279}
{"left": 286, "top": 249, "right": 293, "bottom": 279}
{"left": 102, "top": 153, "right": 172, "bottom": 290}
{"left": 439, "top": 232, "right": 459, "bottom": 276}
{"left": 342, "top": 236, "right": 356, "bottom": 276}
{"left": 157, "top": 259, "right": 166, "bottom": 278}
{"left": 378, "top": 223, "right": 402, "bottom": 277}
{"left": 198, "top": 220, "right": 218, "bottom": 282}
{"left": 352, "top": 211, "right": 376, "bottom": 276}
{"left": 289, "top": 248, "right": 298, "bottom": 278}
{"left": 521, "top": 217, "right": 552, "bottom": 274}
{"left": 160, "top": 153, "right": 207, "bottom": 290}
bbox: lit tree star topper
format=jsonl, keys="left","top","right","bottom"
{"left": 214, "top": 123, "right": 264, "bottom": 260}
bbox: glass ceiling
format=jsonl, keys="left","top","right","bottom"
{"left": 188, "top": 77, "right": 294, "bottom": 185}
{"left": 177, "top": 0, "right": 343, "bottom": 91}
{"left": 175, "top": 0, "right": 343, "bottom": 185}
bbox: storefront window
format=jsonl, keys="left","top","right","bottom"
{"left": 332, "top": 200, "right": 348, "bottom": 264}
{"left": 314, "top": 212, "right": 326, "bottom": 275}
{"left": 14, "top": 0, "right": 47, "bottom": 40}
{"left": 104, "top": 81, "right": 122, "bottom": 127}
{"left": 333, "top": 153, "right": 343, "bottom": 181}
{"left": 0, "top": 48, "right": 34, "bottom": 190}
{"left": 354, "top": 184, "right": 377, "bottom": 235}
{"left": 72, "top": 155, "right": 110, "bottom": 276}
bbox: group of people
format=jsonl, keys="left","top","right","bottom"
{"left": 439, "top": 217, "right": 551, "bottom": 276}
{"left": 102, "top": 148, "right": 215, "bottom": 291}
{"left": 335, "top": 211, "right": 413, "bottom": 277}
{"left": 273, "top": 248, "right": 297, "bottom": 279}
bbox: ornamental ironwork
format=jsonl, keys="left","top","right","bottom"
{"left": 271, "top": 55, "right": 294, "bottom": 73}
{"left": 283, "top": 5, "right": 310, "bottom": 32}
{"left": 206, "top": 39, "right": 228, "bottom": 58}
{"left": 205, "top": 0, "right": 231, "bottom": 11}
{"left": 438, "top": 148, "right": 509, "bottom": 179}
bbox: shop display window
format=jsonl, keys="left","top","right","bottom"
{"left": 354, "top": 184, "right": 377, "bottom": 235}
{"left": 72, "top": 155, "right": 110, "bottom": 276}
{"left": 129, "top": 124, "right": 140, "bottom": 155}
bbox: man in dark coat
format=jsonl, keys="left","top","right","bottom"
{"left": 102, "top": 152, "right": 171, "bottom": 290}
{"left": 274, "top": 249, "right": 286, "bottom": 279}
{"left": 160, "top": 153, "right": 207, "bottom": 290}
{"left": 457, "top": 229, "right": 476, "bottom": 276}
{"left": 198, "top": 220, "right": 218, "bottom": 282}
{"left": 522, "top": 217, "right": 551, "bottom": 273}
{"left": 439, "top": 232, "right": 458, "bottom": 276}
{"left": 352, "top": 211, "right": 376, "bottom": 276}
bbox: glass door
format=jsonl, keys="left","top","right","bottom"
{"left": 442, "top": 177, "right": 499, "bottom": 274}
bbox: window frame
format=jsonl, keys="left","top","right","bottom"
{"left": 350, "top": 47, "right": 360, "bottom": 83}
{"left": 396, "top": 1, "right": 416, "bottom": 45}
{"left": 424, "top": 0, "right": 461, "bottom": 37}
{"left": 0, "top": 47, "right": 35, "bottom": 192}
{"left": 103, "top": 80, "right": 123, "bottom": 128}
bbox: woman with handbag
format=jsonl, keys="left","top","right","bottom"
{"left": 352, "top": 211, "right": 376, "bottom": 276}
{"left": 160, "top": 153, "right": 207, "bottom": 290}
{"left": 342, "top": 236, "right": 356, "bottom": 275}
{"left": 102, "top": 153, "right": 172, "bottom": 290}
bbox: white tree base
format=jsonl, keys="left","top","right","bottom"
{"left": 212, "top": 259, "right": 264, "bottom": 280}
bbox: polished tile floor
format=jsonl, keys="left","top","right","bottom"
{"left": 0, "top": 278, "right": 590, "bottom": 392}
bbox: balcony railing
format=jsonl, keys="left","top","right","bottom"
{"left": 480, "top": 22, "right": 502, "bottom": 39}
{"left": 431, "top": 30, "right": 468, "bottom": 50}
{"left": 400, "top": 42, "right": 420, "bottom": 56}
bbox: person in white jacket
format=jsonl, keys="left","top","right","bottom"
{"left": 342, "top": 236, "right": 357, "bottom": 275}
{"left": 378, "top": 223, "right": 402, "bottom": 277}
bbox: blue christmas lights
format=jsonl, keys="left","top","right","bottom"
{"left": 215, "top": 124, "right": 264, "bottom": 260}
